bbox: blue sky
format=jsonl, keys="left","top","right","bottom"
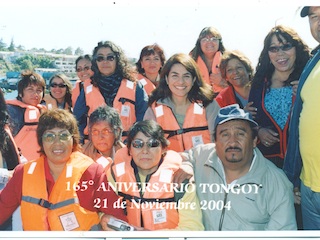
{"left": 0, "top": 0, "right": 318, "bottom": 67}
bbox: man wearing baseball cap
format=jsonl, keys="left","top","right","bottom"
{"left": 181, "top": 104, "right": 296, "bottom": 230}
{"left": 283, "top": 6, "right": 320, "bottom": 230}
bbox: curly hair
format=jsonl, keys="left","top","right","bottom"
{"left": 252, "top": 25, "right": 311, "bottom": 89}
{"left": 88, "top": 106, "right": 123, "bottom": 146}
{"left": 90, "top": 41, "right": 136, "bottom": 86}
{"left": 148, "top": 53, "right": 215, "bottom": 107}
{"left": 37, "top": 109, "right": 81, "bottom": 155}
{"left": 219, "top": 50, "right": 254, "bottom": 83}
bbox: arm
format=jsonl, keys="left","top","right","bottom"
{"left": 205, "top": 100, "right": 220, "bottom": 141}
{"left": 72, "top": 87, "right": 88, "bottom": 141}
{"left": 134, "top": 82, "right": 149, "bottom": 121}
{"left": 166, "top": 183, "right": 204, "bottom": 231}
{"left": 0, "top": 164, "right": 23, "bottom": 225}
{"left": 77, "top": 164, "right": 127, "bottom": 222}
{"left": 265, "top": 173, "right": 297, "bottom": 230}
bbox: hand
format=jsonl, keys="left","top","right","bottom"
{"left": 291, "top": 80, "right": 299, "bottom": 96}
{"left": 293, "top": 187, "right": 301, "bottom": 205}
{"left": 258, "top": 127, "right": 280, "bottom": 147}
{"left": 172, "top": 161, "right": 194, "bottom": 185}
{"left": 100, "top": 214, "right": 113, "bottom": 231}
{"left": 244, "top": 102, "right": 257, "bottom": 119}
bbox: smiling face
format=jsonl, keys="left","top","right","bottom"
{"left": 76, "top": 58, "right": 93, "bottom": 81}
{"left": 200, "top": 34, "right": 220, "bottom": 57}
{"left": 268, "top": 35, "right": 296, "bottom": 76}
{"left": 50, "top": 77, "right": 67, "bottom": 103}
{"left": 129, "top": 132, "right": 165, "bottom": 176}
{"left": 42, "top": 127, "right": 73, "bottom": 165}
{"left": 166, "top": 63, "right": 195, "bottom": 101}
{"left": 215, "top": 120, "right": 257, "bottom": 172}
{"left": 225, "top": 58, "right": 250, "bottom": 88}
{"left": 96, "top": 47, "right": 117, "bottom": 76}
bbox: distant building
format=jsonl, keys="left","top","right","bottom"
{"left": 0, "top": 51, "right": 78, "bottom": 75}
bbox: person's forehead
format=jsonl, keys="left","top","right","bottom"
{"left": 25, "top": 83, "right": 42, "bottom": 89}
{"left": 310, "top": 6, "right": 320, "bottom": 13}
{"left": 217, "top": 119, "right": 251, "bottom": 129}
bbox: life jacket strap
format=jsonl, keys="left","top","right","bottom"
{"left": 22, "top": 196, "right": 79, "bottom": 210}
{"left": 164, "top": 126, "right": 208, "bottom": 138}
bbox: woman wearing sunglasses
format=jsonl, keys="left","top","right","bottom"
{"left": 104, "top": 120, "right": 204, "bottom": 230}
{"left": 82, "top": 105, "right": 124, "bottom": 169}
{"left": 248, "top": 25, "right": 310, "bottom": 229}
{"left": 0, "top": 109, "right": 127, "bottom": 230}
{"left": 80, "top": 41, "right": 148, "bottom": 142}
{"left": 43, "top": 73, "right": 73, "bottom": 112}
{"left": 144, "top": 53, "right": 220, "bottom": 152}
{"left": 72, "top": 55, "right": 94, "bottom": 143}
{"left": 248, "top": 25, "right": 310, "bottom": 168}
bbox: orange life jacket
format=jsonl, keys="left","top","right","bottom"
{"left": 83, "top": 79, "right": 136, "bottom": 136}
{"left": 150, "top": 101, "right": 211, "bottom": 152}
{"left": 137, "top": 73, "right": 156, "bottom": 96}
{"left": 196, "top": 52, "right": 226, "bottom": 93}
{"left": 20, "top": 151, "right": 100, "bottom": 231}
{"left": 112, "top": 147, "right": 182, "bottom": 230}
{"left": 43, "top": 94, "right": 71, "bottom": 111}
{"left": 6, "top": 99, "right": 45, "bottom": 161}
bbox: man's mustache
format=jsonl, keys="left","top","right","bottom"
{"left": 226, "top": 147, "right": 242, "bottom": 152}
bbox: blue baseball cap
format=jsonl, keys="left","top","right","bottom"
{"left": 214, "top": 104, "right": 258, "bottom": 129}
{"left": 300, "top": 6, "right": 310, "bottom": 17}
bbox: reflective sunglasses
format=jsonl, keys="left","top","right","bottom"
{"left": 91, "top": 128, "right": 114, "bottom": 136}
{"left": 76, "top": 66, "right": 91, "bottom": 72}
{"left": 95, "top": 55, "right": 116, "bottom": 62}
{"left": 200, "top": 37, "right": 220, "bottom": 43}
{"left": 131, "top": 139, "right": 161, "bottom": 149}
{"left": 50, "top": 83, "right": 67, "bottom": 88}
{"left": 42, "top": 132, "right": 72, "bottom": 143}
{"left": 268, "top": 43, "right": 294, "bottom": 53}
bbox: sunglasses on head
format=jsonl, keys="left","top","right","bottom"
{"left": 131, "top": 139, "right": 161, "bottom": 149}
{"left": 76, "top": 66, "right": 91, "bottom": 72}
{"left": 42, "top": 132, "right": 72, "bottom": 143}
{"left": 95, "top": 55, "right": 116, "bottom": 62}
{"left": 50, "top": 83, "right": 67, "bottom": 88}
{"left": 268, "top": 43, "right": 294, "bottom": 53}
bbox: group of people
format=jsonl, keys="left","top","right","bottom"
{"left": 0, "top": 5, "right": 319, "bottom": 231}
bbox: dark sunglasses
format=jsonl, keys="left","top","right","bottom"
{"left": 76, "top": 66, "right": 91, "bottom": 72}
{"left": 131, "top": 139, "right": 161, "bottom": 149}
{"left": 50, "top": 83, "right": 67, "bottom": 88}
{"left": 268, "top": 43, "right": 294, "bottom": 53}
{"left": 95, "top": 55, "right": 116, "bottom": 62}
